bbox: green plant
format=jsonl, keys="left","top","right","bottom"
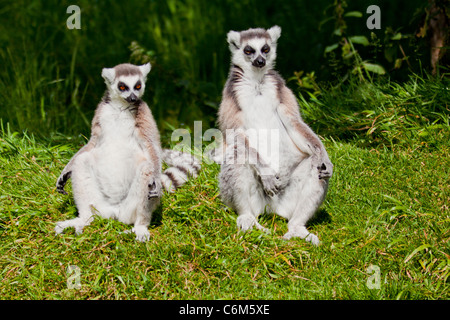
{"left": 297, "top": 72, "right": 450, "bottom": 150}
{"left": 288, "top": 71, "right": 322, "bottom": 99}
{"left": 321, "top": 0, "right": 386, "bottom": 83}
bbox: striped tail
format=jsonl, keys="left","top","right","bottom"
{"left": 161, "top": 149, "right": 201, "bottom": 192}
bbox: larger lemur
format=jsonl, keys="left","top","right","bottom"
{"left": 217, "top": 26, "right": 333, "bottom": 245}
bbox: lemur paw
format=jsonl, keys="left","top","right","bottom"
{"left": 148, "top": 180, "right": 161, "bottom": 199}
{"left": 317, "top": 161, "right": 333, "bottom": 180}
{"left": 237, "top": 214, "right": 270, "bottom": 233}
{"left": 283, "top": 230, "right": 320, "bottom": 246}
{"left": 312, "top": 155, "right": 333, "bottom": 180}
{"left": 132, "top": 226, "right": 150, "bottom": 242}
{"left": 260, "top": 174, "right": 281, "bottom": 197}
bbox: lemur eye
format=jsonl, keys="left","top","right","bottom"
{"left": 261, "top": 45, "right": 270, "bottom": 54}
{"left": 135, "top": 84, "right": 141, "bottom": 90}
{"left": 243, "top": 45, "right": 255, "bottom": 55}
{"left": 118, "top": 82, "right": 128, "bottom": 91}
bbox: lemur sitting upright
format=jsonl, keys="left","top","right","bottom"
{"left": 55, "top": 63, "right": 200, "bottom": 242}
{"left": 217, "top": 26, "right": 333, "bottom": 245}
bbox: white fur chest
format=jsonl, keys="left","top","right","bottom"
{"left": 236, "top": 77, "right": 279, "bottom": 127}
{"left": 235, "top": 75, "right": 301, "bottom": 173}
{"left": 99, "top": 105, "right": 137, "bottom": 144}
{"left": 92, "top": 104, "right": 145, "bottom": 200}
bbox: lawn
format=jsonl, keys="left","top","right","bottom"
{"left": 0, "top": 0, "right": 448, "bottom": 303}
{"left": 0, "top": 75, "right": 448, "bottom": 299}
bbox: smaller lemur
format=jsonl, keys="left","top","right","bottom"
{"left": 55, "top": 63, "right": 200, "bottom": 242}
{"left": 217, "top": 26, "right": 333, "bottom": 245}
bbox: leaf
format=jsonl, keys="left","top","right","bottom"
{"left": 382, "top": 195, "right": 403, "bottom": 206}
{"left": 349, "top": 35, "right": 370, "bottom": 46}
{"left": 345, "top": 11, "right": 363, "bottom": 18}
{"left": 394, "top": 58, "right": 403, "bottom": 69}
{"left": 344, "top": 238, "right": 359, "bottom": 246}
{"left": 116, "top": 275, "right": 126, "bottom": 286}
{"left": 324, "top": 43, "right": 339, "bottom": 53}
{"left": 384, "top": 46, "right": 397, "bottom": 63}
{"left": 404, "top": 244, "right": 431, "bottom": 263}
{"left": 416, "top": 26, "right": 427, "bottom": 38}
{"left": 362, "top": 62, "right": 386, "bottom": 75}
{"left": 368, "top": 125, "right": 377, "bottom": 135}
{"left": 391, "top": 33, "right": 402, "bottom": 40}
{"left": 268, "top": 272, "right": 280, "bottom": 279}
{"left": 426, "top": 124, "right": 444, "bottom": 130}
{"left": 333, "top": 28, "right": 343, "bottom": 36}
{"left": 277, "top": 254, "right": 292, "bottom": 267}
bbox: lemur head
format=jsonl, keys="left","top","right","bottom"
{"left": 101, "top": 63, "right": 151, "bottom": 105}
{"left": 227, "top": 26, "right": 281, "bottom": 72}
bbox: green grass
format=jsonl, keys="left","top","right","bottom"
{"left": 298, "top": 74, "right": 450, "bottom": 149}
{"left": 1, "top": 75, "right": 449, "bottom": 299}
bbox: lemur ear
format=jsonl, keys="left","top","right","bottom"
{"left": 138, "top": 63, "right": 151, "bottom": 79}
{"left": 267, "top": 25, "right": 281, "bottom": 43}
{"left": 101, "top": 67, "right": 115, "bottom": 85}
{"left": 227, "top": 30, "right": 241, "bottom": 51}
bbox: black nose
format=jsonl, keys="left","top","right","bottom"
{"left": 126, "top": 93, "right": 137, "bottom": 103}
{"left": 252, "top": 56, "right": 266, "bottom": 68}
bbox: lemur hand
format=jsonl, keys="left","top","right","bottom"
{"left": 148, "top": 179, "right": 162, "bottom": 199}
{"left": 312, "top": 153, "right": 333, "bottom": 180}
{"left": 259, "top": 167, "right": 282, "bottom": 197}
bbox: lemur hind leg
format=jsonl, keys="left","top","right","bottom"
{"left": 54, "top": 152, "right": 113, "bottom": 235}
{"left": 219, "top": 164, "right": 269, "bottom": 233}
{"left": 274, "top": 156, "right": 329, "bottom": 246}
{"left": 119, "top": 162, "right": 161, "bottom": 242}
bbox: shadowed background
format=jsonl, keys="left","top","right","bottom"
{"left": 0, "top": 0, "right": 446, "bottom": 138}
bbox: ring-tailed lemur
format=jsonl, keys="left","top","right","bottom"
{"left": 55, "top": 63, "right": 200, "bottom": 242}
{"left": 217, "top": 26, "right": 333, "bottom": 245}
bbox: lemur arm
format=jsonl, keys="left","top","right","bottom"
{"left": 55, "top": 107, "right": 102, "bottom": 195}
{"left": 135, "top": 102, "right": 162, "bottom": 198}
{"left": 219, "top": 96, "right": 281, "bottom": 196}
{"left": 135, "top": 102, "right": 162, "bottom": 173}
{"left": 277, "top": 86, "right": 325, "bottom": 156}
{"left": 277, "top": 86, "right": 333, "bottom": 179}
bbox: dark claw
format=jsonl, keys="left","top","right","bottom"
{"left": 265, "top": 190, "right": 274, "bottom": 197}
{"left": 318, "top": 171, "right": 331, "bottom": 180}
